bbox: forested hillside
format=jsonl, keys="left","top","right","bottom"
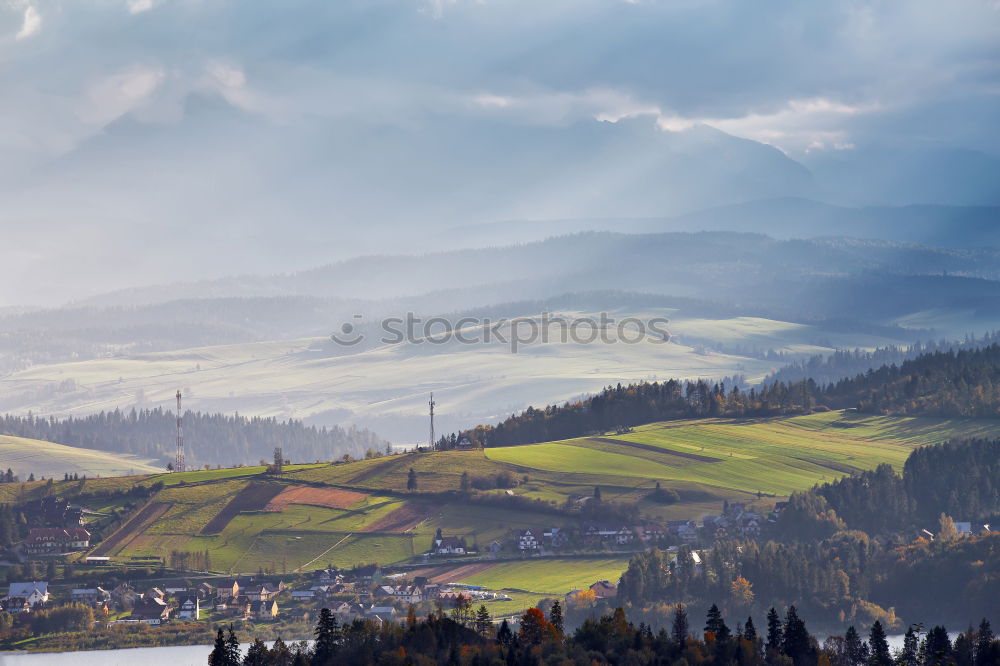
{"left": 454, "top": 345, "right": 1000, "bottom": 447}
{"left": 612, "top": 439, "right": 1000, "bottom": 631}
{"left": 764, "top": 331, "right": 1000, "bottom": 387}
{"left": 778, "top": 439, "right": 1000, "bottom": 537}
{"left": 0, "top": 409, "right": 388, "bottom": 469}
{"left": 822, "top": 344, "right": 1000, "bottom": 417}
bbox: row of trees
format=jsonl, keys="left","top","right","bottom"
{"left": 0, "top": 408, "right": 387, "bottom": 468}
{"left": 209, "top": 603, "right": 1000, "bottom": 665}
{"left": 765, "top": 332, "right": 1000, "bottom": 387}
{"left": 449, "top": 344, "right": 1000, "bottom": 447}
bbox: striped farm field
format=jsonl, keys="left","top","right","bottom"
{"left": 485, "top": 410, "right": 1000, "bottom": 495}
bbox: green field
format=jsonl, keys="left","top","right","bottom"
{"left": 459, "top": 557, "right": 631, "bottom": 595}
{"left": 0, "top": 434, "right": 160, "bottom": 479}
{"left": 484, "top": 411, "right": 1000, "bottom": 495}
{"left": 7, "top": 410, "right": 999, "bottom": 596}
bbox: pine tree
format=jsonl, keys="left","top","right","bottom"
{"left": 497, "top": 619, "right": 514, "bottom": 648}
{"left": 460, "top": 471, "right": 470, "bottom": 492}
{"left": 869, "top": 620, "right": 892, "bottom": 666}
{"left": 898, "top": 625, "right": 920, "bottom": 666}
{"left": 225, "top": 626, "right": 242, "bottom": 666}
{"left": 549, "top": 600, "right": 564, "bottom": 636}
{"left": 704, "top": 603, "right": 730, "bottom": 640}
{"left": 924, "top": 626, "right": 953, "bottom": 665}
{"left": 672, "top": 603, "right": 689, "bottom": 648}
{"left": 244, "top": 638, "right": 270, "bottom": 666}
{"left": 208, "top": 629, "right": 227, "bottom": 666}
{"left": 269, "top": 637, "right": 293, "bottom": 666}
{"left": 475, "top": 604, "right": 492, "bottom": 636}
{"left": 593, "top": 486, "right": 602, "bottom": 502}
{"left": 844, "top": 625, "right": 867, "bottom": 666}
{"left": 766, "top": 607, "right": 782, "bottom": 653}
{"left": 744, "top": 616, "right": 757, "bottom": 643}
{"left": 313, "top": 608, "right": 339, "bottom": 665}
{"left": 782, "top": 605, "right": 814, "bottom": 665}
{"left": 407, "top": 468, "right": 418, "bottom": 491}
{"left": 976, "top": 618, "right": 995, "bottom": 666}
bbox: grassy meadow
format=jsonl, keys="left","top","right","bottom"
{"left": 6, "top": 410, "right": 1000, "bottom": 600}
{"left": 0, "top": 434, "right": 160, "bottom": 479}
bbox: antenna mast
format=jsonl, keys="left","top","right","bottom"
{"left": 174, "top": 390, "right": 185, "bottom": 472}
{"left": 429, "top": 392, "right": 436, "bottom": 449}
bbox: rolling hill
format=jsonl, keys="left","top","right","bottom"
{"left": 0, "top": 308, "right": 919, "bottom": 443}
{"left": 6, "top": 410, "right": 998, "bottom": 615}
{"left": 0, "top": 434, "right": 160, "bottom": 479}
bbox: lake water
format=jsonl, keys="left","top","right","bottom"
{"left": 0, "top": 644, "right": 218, "bottom": 666}
{"left": 0, "top": 633, "right": 946, "bottom": 664}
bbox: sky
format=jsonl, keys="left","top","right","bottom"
{"left": 1, "top": 0, "right": 999, "bottom": 306}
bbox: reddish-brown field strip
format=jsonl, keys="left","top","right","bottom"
{"left": 362, "top": 502, "right": 435, "bottom": 533}
{"left": 91, "top": 501, "right": 172, "bottom": 556}
{"left": 200, "top": 481, "right": 284, "bottom": 534}
{"left": 265, "top": 485, "right": 368, "bottom": 511}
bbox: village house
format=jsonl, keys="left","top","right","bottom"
{"left": 389, "top": 585, "right": 424, "bottom": 604}
{"left": 161, "top": 579, "right": 191, "bottom": 596}
{"left": 216, "top": 579, "right": 241, "bottom": 601}
{"left": 291, "top": 589, "right": 316, "bottom": 601}
{"left": 314, "top": 567, "right": 342, "bottom": 585}
{"left": 331, "top": 601, "right": 363, "bottom": 623}
{"left": 145, "top": 587, "right": 165, "bottom": 601}
{"left": 177, "top": 596, "right": 200, "bottom": 620}
{"left": 349, "top": 564, "right": 382, "bottom": 585}
{"left": 486, "top": 540, "right": 504, "bottom": 557}
{"left": 637, "top": 524, "right": 667, "bottom": 543}
{"left": 219, "top": 596, "right": 251, "bottom": 619}
{"left": 542, "top": 527, "right": 569, "bottom": 549}
{"left": 197, "top": 582, "right": 215, "bottom": 600}
{"left": 365, "top": 605, "right": 397, "bottom": 621}
{"left": 666, "top": 520, "right": 699, "bottom": 542}
{"left": 23, "top": 527, "right": 91, "bottom": 555}
{"left": 589, "top": 580, "right": 618, "bottom": 599}
{"left": 250, "top": 599, "right": 279, "bottom": 621}
{"left": 4, "top": 582, "right": 49, "bottom": 611}
{"left": 431, "top": 535, "right": 467, "bottom": 555}
{"left": 111, "top": 583, "right": 138, "bottom": 610}
{"left": 128, "top": 597, "right": 171, "bottom": 625}
{"left": 70, "top": 587, "right": 110, "bottom": 606}
{"left": 516, "top": 529, "right": 539, "bottom": 551}
{"left": 584, "top": 525, "right": 634, "bottom": 546}
{"left": 244, "top": 583, "right": 280, "bottom": 602}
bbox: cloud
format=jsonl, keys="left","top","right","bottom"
{"left": 661, "top": 97, "right": 882, "bottom": 154}
{"left": 469, "top": 85, "right": 878, "bottom": 154}
{"left": 15, "top": 4, "right": 41, "bottom": 40}
{"left": 126, "top": 0, "right": 155, "bottom": 15}
{"left": 77, "top": 65, "right": 165, "bottom": 125}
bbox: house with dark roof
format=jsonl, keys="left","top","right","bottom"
{"left": 177, "top": 596, "right": 200, "bottom": 620}
{"left": 431, "top": 536, "right": 467, "bottom": 555}
{"left": 250, "top": 599, "right": 279, "bottom": 621}
{"left": 5, "top": 582, "right": 49, "bottom": 610}
{"left": 23, "top": 527, "right": 90, "bottom": 555}
{"left": 128, "top": 597, "right": 171, "bottom": 625}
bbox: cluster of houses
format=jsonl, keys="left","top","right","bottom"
{"left": 427, "top": 510, "right": 759, "bottom": 560}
